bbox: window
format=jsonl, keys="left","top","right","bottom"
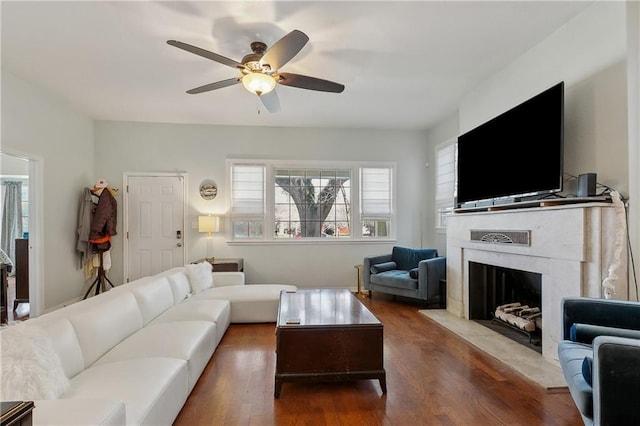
{"left": 360, "top": 167, "right": 391, "bottom": 237}
{"left": 229, "top": 161, "right": 394, "bottom": 241}
{"left": 435, "top": 140, "right": 456, "bottom": 229}
{"left": 230, "top": 165, "right": 265, "bottom": 239}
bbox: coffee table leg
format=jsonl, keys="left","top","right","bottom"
{"left": 379, "top": 373, "right": 387, "bottom": 394}
{"left": 274, "top": 378, "right": 282, "bottom": 398}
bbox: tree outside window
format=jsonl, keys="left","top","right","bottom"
{"left": 275, "top": 169, "right": 351, "bottom": 238}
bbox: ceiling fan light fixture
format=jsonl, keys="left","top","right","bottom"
{"left": 241, "top": 72, "right": 276, "bottom": 96}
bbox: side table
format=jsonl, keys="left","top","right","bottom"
{"left": 1, "top": 401, "right": 34, "bottom": 426}
{"left": 193, "top": 258, "right": 244, "bottom": 272}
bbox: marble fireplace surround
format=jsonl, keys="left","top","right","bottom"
{"left": 445, "top": 202, "right": 626, "bottom": 367}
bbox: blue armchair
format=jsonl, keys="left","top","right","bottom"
{"left": 363, "top": 246, "right": 446, "bottom": 306}
{"left": 557, "top": 297, "right": 640, "bottom": 425}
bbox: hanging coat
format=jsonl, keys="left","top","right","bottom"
{"left": 89, "top": 189, "right": 117, "bottom": 251}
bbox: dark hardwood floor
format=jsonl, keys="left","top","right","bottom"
{"left": 174, "top": 293, "right": 581, "bottom": 426}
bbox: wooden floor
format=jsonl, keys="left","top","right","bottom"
{"left": 174, "top": 293, "right": 581, "bottom": 426}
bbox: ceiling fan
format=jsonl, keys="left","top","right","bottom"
{"left": 167, "top": 30, "right": 345, "bottom": 113}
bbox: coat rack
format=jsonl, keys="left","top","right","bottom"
{"left": 83, "top": 252, "right": 114, "bottom": 299}
{"left": 79, "top": 179, "right": 118, "bottom": 300}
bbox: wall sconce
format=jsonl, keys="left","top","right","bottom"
{"left": 198, "top": 215, "right": 220, "bottom": 237}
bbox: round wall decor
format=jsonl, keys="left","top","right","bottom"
{"left": 199, "top": 179, "right": 218, "bottom": 200}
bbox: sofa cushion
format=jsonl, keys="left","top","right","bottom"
{"left": 370, "top": 261, "right": 397, "bottom": 274}
{"left": 152, "top": 299, "right": 231, "bottom": 346}
{"left": 68, "top": 291, "right": 144, "bottom": 368}
{"left": 391, "top": 246, "right": 437, "bottom": 271}
{"left": 186, "top": 261, "right": 213, "bottom": 293}
{"left": 32, "top": 399, "right": 126, "bottom": 426}
{"left": 29, "top": 316, "right": 85, "bottom": 379}
{"left": 93, "top": 321, "right": 217, "bottom": 390}
{"left": 165, "top": 271, "right": 192, "bottom": 304}
{"left": 64, "top": 357, "right": 189, "bottom": 426}
{"left": 558, "top": 340, "right": 593, "bottom": 419}
{"left": 370, "top": 270, "right": 419, "bottom": 290}
{"left": 130, "top": 276, "right": 175, "bottom": 325}
{"left": 191, "top": 284, "right": 297, "bottom": 323}
{"left": 0, "top": 322, "right": 71, "bottom": 400}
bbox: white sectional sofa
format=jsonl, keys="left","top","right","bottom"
{"left": 0, "top": 263, "right": 296, "bottom": 425}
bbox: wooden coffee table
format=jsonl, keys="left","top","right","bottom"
{"left": 274, "top": 288, "right": 386, "bottom": 398}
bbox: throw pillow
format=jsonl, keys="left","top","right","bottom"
{"left": 0, "top": 322, "right": 71, "bottom": 400}
{"left": 186, "top": 261, "right": 213, "bottom": 294}
{"left": 582, "top": 356, "right": 593, "bottom": 386}
{"left": 409, "top": 268, "right": 419, "bottom": 279}
{"left": 370, "top": 261, "right": 397, "bottom": 274}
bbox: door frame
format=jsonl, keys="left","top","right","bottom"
{"left": 0, "top": 149, "right": 44, "bottom": 317}
{"left": 122, "top": 172, "right": 188, "bottom": 283}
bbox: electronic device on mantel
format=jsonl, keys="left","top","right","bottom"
{"left": 455, "top": 82, "right": 564, "bottom": 210}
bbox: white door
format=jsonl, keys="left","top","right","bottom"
{"left": 125, "top": 174, "right": 186, "bottom": 282}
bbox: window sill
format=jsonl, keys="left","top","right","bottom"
{"left": 227, "top": 238, "right": 397, "bottom": 246}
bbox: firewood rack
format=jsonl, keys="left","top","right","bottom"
{"left": 490, "top": 313, "right": 541, "bottom": 344}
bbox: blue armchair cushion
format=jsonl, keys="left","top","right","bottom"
{"left": 391, "top": 246, "right": 437, "bottom": 271}
{"left": 370, "top": 270, "right": 419, "bottom": 290}
{"left": 582, "top": 356, "right": 593, "bottom": 386}
{"left": 570, "top": 323, "right": 640, "bottom": 345}
{"left": 409, "top": 268, "right": 419, "bottom": 279}
{"left": 370, "top": 261, "right": 397, "bottom": 274}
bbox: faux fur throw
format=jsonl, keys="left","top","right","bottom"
{"left": 186, "top": 261, "right": 213, "bottom": 294}
{"left": 1, "top": 322, "right": 71, "bottom": 400}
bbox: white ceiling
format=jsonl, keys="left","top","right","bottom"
{"left": 1, "top": 1, "right": 593, "bottom": 130}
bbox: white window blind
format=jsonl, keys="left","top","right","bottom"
{"left": 230, "top": 165, "right": 265, "bottom": 238}
{"left": 360, "top": 167, "right": 391, "bottom": 217}
{"left": 231, "top": 165, "right": 265, "bottom": 216}
{"left": 435, "top": 141, "right": 456, "bottom": 228}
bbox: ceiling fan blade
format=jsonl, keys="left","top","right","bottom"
{"left": 167, "top": 40, "right": 245, "bottom": 70}
{"left": 277, "top": 73, "right": 345, "bottom": 93}
{"left": 260, "top": 30, "right": 309, "bottom": 71}
{"left": 186, "top": 78, "right": 239, "bottom": 94}
{"left": 260, "top": 90, "right": 281, "bottom": 113}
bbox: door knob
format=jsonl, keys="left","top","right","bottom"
{"left": 177, "top": 242, "right": 183, "bottom": 247}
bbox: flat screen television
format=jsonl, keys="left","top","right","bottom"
{"left": 455, "top": 81, "right": 564, "bottom": 209}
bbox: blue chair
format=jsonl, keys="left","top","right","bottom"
{"left": 557, "top": 297, "right": 640, "bottom": 425}
{"left": 363, "top": 246, "right": 446, "bottom": 306}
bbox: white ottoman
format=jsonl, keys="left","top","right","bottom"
{"left": 193, "top": 284, "right": 297, "bottom": 323}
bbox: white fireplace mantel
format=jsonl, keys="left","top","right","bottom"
{"left": 446, "top": 202, "right": 627, "bottom": 363}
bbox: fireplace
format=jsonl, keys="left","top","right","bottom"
{"left": 468, "top": 262, "right": 542, "bottom": 353}
{"left": 445, "top": 203, "right": 626, "bottom": 364}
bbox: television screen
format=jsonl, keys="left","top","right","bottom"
{"left": 456, "top": 82, "right": 564, "bottom": 208}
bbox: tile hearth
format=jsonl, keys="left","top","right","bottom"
{"left": 419, "top": 309, "right": 567, "bottom": 392}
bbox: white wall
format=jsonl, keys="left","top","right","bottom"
{"left": 458, "top": 2, "right": 628, "bottom": 194}
{"left": 1, "top": 70, "right": 95, "bottom": 309}
{"left": 453, "top": 2, "right": 633, "bottom": 297}
{"left": 93, "top": 121, "right": 431, "bottom": 288}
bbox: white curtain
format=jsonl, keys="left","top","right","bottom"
{"left": 1, "top": 181, "right": 23, "bottom": 270}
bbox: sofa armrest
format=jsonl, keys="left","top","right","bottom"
{"left": 417, "top": 257, "right": 446, "bottom": 300}
{"left": 593, "top": 335, "right": 640, "bottom": 425}
{"left": 212, "top": 271, "right": 245, "bottom": 287}
{"left": 363, "top": 254, "right": 393, "bottom": 290}
{"left": 561, "top": 297, "right": 640, "bottom": 340}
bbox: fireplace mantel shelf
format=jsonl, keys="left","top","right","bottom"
{"left": 454, "top": 196, "right": 612, "bottom": 214}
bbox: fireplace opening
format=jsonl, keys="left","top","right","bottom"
{"left": 468, "top": 262, "right": 542, "bottom": 353}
